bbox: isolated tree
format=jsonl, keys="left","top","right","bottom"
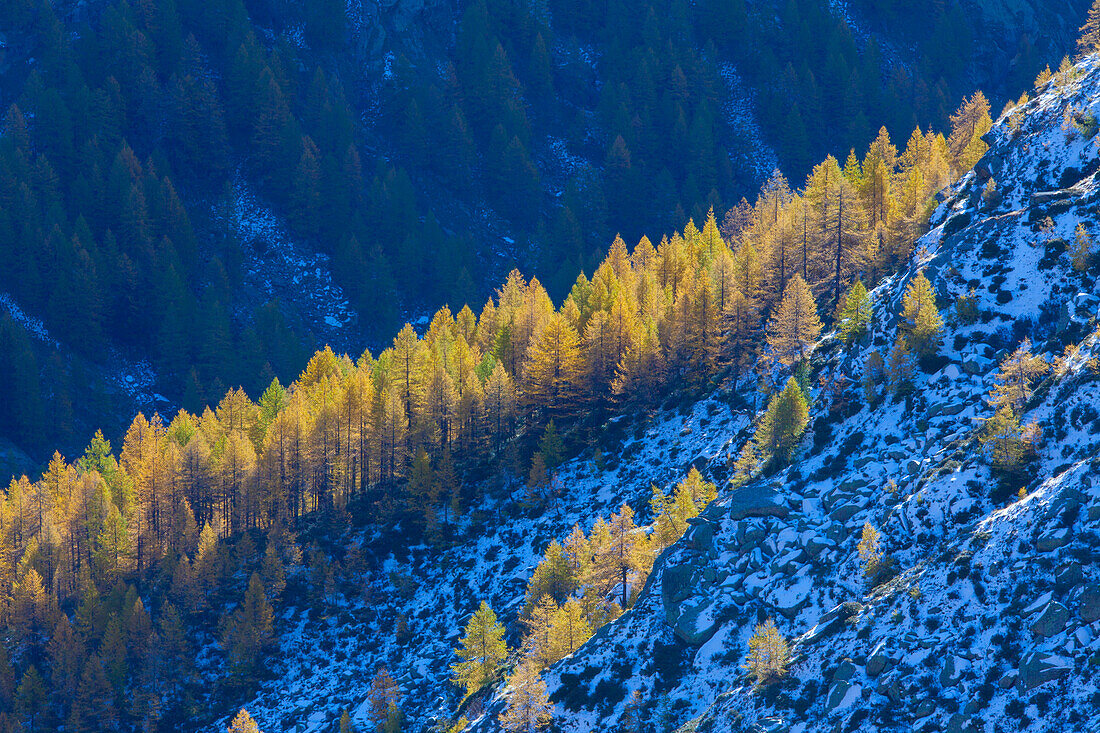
{"left": 498, "top": 661, "right": 553, "bottom": 733}
{"left": 858, "top": 523, "right": 883, "bottom": 579}
{"left": 990, "top": 340, "right": 1049, "bottom": 414}
{"left": 766, "top": 274, "right": 822, "bottom": 366}
{"left": 227, "top": 709, "right": 262, "bottom": 733}
{"left": 620, "top": 690, "right": 645, "bottom": 732}
{"left": 1071, "top": 223, "right": 1095, "bottom": 271}
{"left": 837, "top": 280, "right": 872, "bottom": 343}
{"left": 899, "top": 272, "right": 942, "bottom": 356}
{"left": 753, "top": 377, "right": 810, "bottom": 463}
{"left": 980, "top": 407, "right": 1038, "bottom": 476}
{"left": 744, "top": 618, "right": 789, "bottom": 684}
{"left": 886, "top": 336, "right": 917, "bottom": 392}
{"left": 452, "top": 601, "right": 508, "bottom": 696}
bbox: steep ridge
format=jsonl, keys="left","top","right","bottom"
{"left": 464, "top": 56, "right": 1100, "bottom": 732}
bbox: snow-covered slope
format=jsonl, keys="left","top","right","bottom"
{"left": 231, "top": 399, "right": 749, "bottom": 732}
{"left": 484, "top": 55, "right": 1100, "bottom": 733}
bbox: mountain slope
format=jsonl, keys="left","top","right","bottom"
{"left": 471, "top": 55, "right": 1100, "bottom": 733}
{"left": 235, "top": 53, "right": 1100, "bottom": 733}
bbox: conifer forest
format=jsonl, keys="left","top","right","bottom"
{"left": 1, "top": 1, "right": 1100, "bottom": 732}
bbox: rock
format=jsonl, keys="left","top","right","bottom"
{"left": 687, "top": 519, "right": 715, "bottom": 553}
{"left": 837, "top": 477, "right": 869, "bottom": 494}
{"left": 767, "top": 573, "right": 812, "bottom": 619}
{"left": 866, "top": 641, "right": 892, "bottom": 677}
{"left": 832, "top": 660, "right": 857, "bottom": 682}
{"left": 829, "top": 503, "right": 862, "bottom": 523}
{"left": 974, "top": 152, "right": 1002, "bottom": 180}
{"left": 1055, "top": 562, "right": 1083, "bottom": 592}
{"left": 1078, "top": 585, "right": 1100, "bottom": 622}
{"left": 749, "top": 717, "right": 788, "bottom": 733}
{"left": 727, "top": 485, "right": 790, "bottom": 520}
{"left": 1030, "top": 189, "right": 1073, "bottom": 206}
{"left": 942, "top": 211, "right": 971, "bottom": 237}
{"left": 998, "top": 671, "right": 1018, "bottom": 689}
{"left": 913, "top": 698, "right": 935, "bottom": 718}
{"left": 803, "top": 535, "right": 833, "bottom": 557}
{"left": 940, "top": 655, "right": 966, "bottom": 686}
{"left": 1019, "top": 652, "right": 1072, "bottom": 690}
{"left": 1036, "top": 528, "right": 1071, "bottom": 552}
{"left": 800, "top": 602, "right": 862, "bottom": 645}
{"left": 905, "top": 459, "right": 921, "bottom": 476}
{"left": 1030, "top": 601, "right": 1069, "bottom": 639}
{"left": 825, "top": 681, "right": 861, "bottom": 712}
{"left": 883, "top": 676, "right": 902, "bottom": 702}
{"left": 945, "top": 713, "right": 974, "bottom": 733}
{"left": 670, "top": 598, "right": 719, "bottom": 645}
{"left": 661, "top": 562, "right": 695, "bottom": 611}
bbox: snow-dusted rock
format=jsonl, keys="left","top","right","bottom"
{"left": 1019, "top": 651, "right": 1072, "bottom": 691}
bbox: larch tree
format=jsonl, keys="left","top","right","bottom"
{"left": 549, "top": 598, "right": 593, "bottom": 658}
{"left": 608, "top": 505, "right": 641, "bottom": 607}
{"left": 837, "top": 280, "right": 872, "bottom": 344}
{"left": 523, "top": 312, "right": 584, "bottom": 419}
{"left": 524, "top": 540, "right": 577, "bottom": 608}
{"left": 886, "top": 336, "right": 917, "bottom": 392}
{"left": 899, "top": 271, "right": 943, "bottom": 356}
{"left": 498, "top": 660, "right": 554, "bottom": 733}
{"left": 367, "top": 667, "right": 402, "bottom": 732}
{"left": 452, "top": 601, "right": 509, "bottom": 696}
{"left": 858, "top": 522, "right": 883, "bottom": 579}
{"left": 677, "top": 468, "right": 717, "bottom": 513}
{"left": 766, "top": 274, "right": 822, "bottom": 366}
{"left": 66, "top": 656, "right": 117, "bottom": 733}
{"left": 990, "top": 339, "right": 1049, "bottom": 414}
{"left": 753, "top": 377, "right": 810, "bottom": 464}
{"left": 222, "top": 573, "right": 274, "bottom": 687}
{"left": 522, "top": 595, "right": 561, "bottom": 668}
{"left": 946, "top": 92, "right": 992, "bottom": 174}
{"left": 1071, "top": 223, "right": 1095, "bottom": 271}
{"left": 227, "top": 708, "right": 262, "bottom": 733}
{"left": 1080, "top": 0, "right": 1100, "bottom": 57}
{"left": 744, "top": 618, "right": 790, "bottom": 684}
{"left": 981, "top": 406, "right": 1040, "bottom": 480}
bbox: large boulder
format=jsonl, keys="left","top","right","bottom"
{"left": 1078, "top": 585, "right": 1100, "bottom": 623}
{"left": 661, "top": 562, "right": 696, "bottom": 615}
{"left": 766, "top": 572, "right": 812, "bottom": 620}
{"left": 799, "top": 602, "right": 862, "bottom": 646}
{"left": 670, "top": 597, "right": 720, "bottom": 645}
{"left": 1035, "top": 528, "right": 1071, "bottom": 553}
{"left": 865, "top": 640, "right": 893, "bottom": 677}
{"left": 727, "top": 485, "right": 790, "bottom": 520}
{"left": 1019, "top": 652, "right": 1072, "bottom": 690}
{"left": 825, "top": 681, "right": 861, "bottom": 712}
{"left": 1030, "top": 601, "right": 1070, "bottom": 639}
{"left": 940, "top": 655, "right": 967, "bottom": 686}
